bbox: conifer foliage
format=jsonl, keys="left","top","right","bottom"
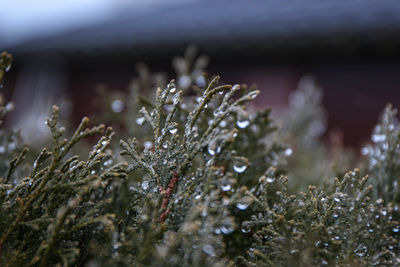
{"left": 0, "top": 49, "right": 399, "bottom": 266}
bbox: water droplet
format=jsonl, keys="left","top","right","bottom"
{"left": 233, "top": 132, "right": 238, "bottom": 138}
{"left": 220, "top": 226, "right": 234, "bottom": 234}
{"left": 170, "top": 85, "right": 176, "bottom": 93}
{"left": 334, "top": 197, "right": 340, "bottom": 202}
{"left": 236, "top": 120, "right": 250, "bottom": 129}
{"left": 233, "top": 158, "right": 248, "bottom": 173}
{"left": 266, "top": 177, "right": 275, "bottom": 183}
{"left": 113, "top": 242, "right": 122, "bottom": 250}
{"left": 219, "top": 120, "right": 227, "bottom": 127}
{"left": 208, "top": 147, "right": 215, "bottom": 156}
{"left": 248, "top": 91, "right": 259, "bottom": 99}
{"left": 144, "top": 141, "right": 153, "bottom": 149}
{"left": 141, "top": 181, "right": 149, "bottom": 190}
{"left": 393, "top": 226, "right": 400, "bottom": 233}
{"left": 136, "top": 117, "right": 145, "bottom": 125}
{"left": 111, "top": 100, "right": 124, "bottom": 113}
{"left": 104, "top": 159, "right": 113, "bottom": 166}
{"left": 169, "top": 128, "right": 178, "bottom": 134}
{"left": 5, "top": 103, "right": 14, "bottom": 112}
{"left": 213, "top": 109, "right": 221, "bottom": 117}
{"left": 333, "top": 213, "right": 339, "bottom": 218}
{"left": 178, "top": 75, "right": 191, "bottom": 89}
{"left": 236, "top": 203, "right": 249, "bottom": 210}
{"left": 221, "top": 184, "right": 231, "bottom": 191}
{"left": 284, "top": 148, "right": 293, "bottom": 156}
{"left": 372, "top": 133, "right": 386, "bottom": 143}
{"left": 354, "top": 244, "right": 367, "bottom": 257}
{"left": 232, "top": 84, "right": 240, "bottom": 91}
{"left": 233, "top": 164, "right": 247, "bottom": 173}
{"left": 91, "top": 170, "right": 96, "bottom": 175}
{"left": 195, "top": 76, "right": 206, "bottom": 87}
{"left": 162, "top": 142, "right": 168, "bottom": 149}
{"left": 361, "top": 147, "right": 369, "bottom": 155}
{"left": 172, "top": 92, "right": 180, "bottom": 105}
{"left": 202, "top": 244, "right": 215, "bottom": 256}
{"left": 194, "top": 194, "right": 201, "bottom": 200}
{"left": 241, "top": 226, "right": 251, "bottom": 233}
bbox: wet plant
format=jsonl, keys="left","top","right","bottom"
{"left": 0, "top": 49, "right": 399, "bottom": 266}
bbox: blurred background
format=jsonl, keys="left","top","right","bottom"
{"left": 1, "top": 0, "right": 400, "bottom": 148}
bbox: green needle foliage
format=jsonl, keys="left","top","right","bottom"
{"left": 0, "top": 49, "right": 399, "bottom": 266}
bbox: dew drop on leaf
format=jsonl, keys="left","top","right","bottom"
{"left": 208, "top": 147, "right": 215, "bottom": 156}
{"left": 202, "top": 244, "right": 215, "bottom": 256}
{"left": 221, "top": 184, "right": 231, "bottom": 191}
{"left": 266, "top": 177, "right": 275, "bottom": 183}
{"left": 241, "top": 226, "right": 251, "bottom": 233}
{"left": 233, "top": 164, "right": 247, "bottom": 173}
{"left": 236, "top": 120, "right": 250, "bottom": 129}
{"left": 220, "top": 226, "right": 234, "bottom": 234}
{"left": 372, "top": 133, "right": 386, "bottom": 143}
{"left": 172, "top": 92, "right": 180, "bottom": 104}
{"left": 236, "top": 203, "right": 249, "bottom": 210}
{"left": 284, "top": 148, "right": 293, "bottom": 156}
{"left": 144, "top": 141, "right": 153, "bottom": 149}
{"left": 248, "top": 91, "right": 259, "bottom": 99}
{"left": 136, "top": 117, "right": 145, "bottom": 125}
